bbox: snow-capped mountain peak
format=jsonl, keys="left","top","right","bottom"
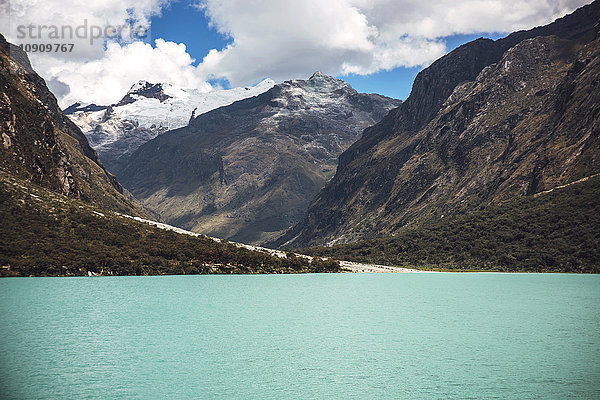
{"left": 118, "top": 81, "right": 172, "bottom": 105}
{"left": 128, "top": 79, "right": 153, "bottom": 92}
{"left": 289, "top": 71, "right": 353, "bottom": 93}
{"left": 65, "top": 79, "right": 276, "bottom": 170}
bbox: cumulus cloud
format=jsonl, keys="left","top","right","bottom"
{"left": 195, "top": 0, "right": 445, "bottom": 84}
{"left": 30, "top": 40, "right": 212, "bottom": 106}
{"left": 2, "top": 0, "right": 211, "bottom": 106}
{"left": 196, "top": 0, "right": 591, "bottom": 85}
{"left": 1, "top": 0, "right": 591, "bottom": 106}
{"left": 4, "top": 0, "right": 167, "bottom": 60}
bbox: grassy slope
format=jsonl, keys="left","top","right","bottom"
{"left": 0, "top": 172, "right": 339, "bottom": 277}
{"left": 306, "top": 175, "right": 600, "bottom": 273}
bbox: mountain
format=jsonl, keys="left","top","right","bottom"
{"left": 0, "top": 34, "right": 338, "bottom": 276}
{"left": 0, "top": 34, "right": 140, "bottom": 214}
{"left": 307, "top": 174, "right": 600, "bottom": 273}
{"left": 279, "top": 1, "right": 600, "bottom": 248}
{"left": 65, "top": 78, "right": 276, "bottom": 171}
{"left": 116, "top": 72, "right": 401, "bottom": 244}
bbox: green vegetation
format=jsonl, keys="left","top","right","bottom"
{"left": 306, "top": 176, "right": 600, "bottom": 273}
{"left": 0, "top": 172, "right": 339, "bottom": 277}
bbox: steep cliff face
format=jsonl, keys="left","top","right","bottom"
{"left": 280, "top": 1, "right": 600, "bottom": 248}
{"left": 0, "top": 34, "right": 141, "bottom": 214}
{"left": 117, "top": 72, "right": 400, "bottom": 244}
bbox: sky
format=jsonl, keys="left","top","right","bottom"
{"left": 1, "top": 0, "right": 591, "bottom": 107}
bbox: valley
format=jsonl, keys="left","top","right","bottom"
{"left": 1, "top": 1, "right": 599, "bottom": 275}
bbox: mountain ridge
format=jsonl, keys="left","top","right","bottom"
{"left": 278, "top": 1, "right": 600, "bottom": 248}
{"left": 65, "top": 78, "right": 276, "bottom": 171}
{"left": 117, "top": 72, "right": 401, "bottom": 244}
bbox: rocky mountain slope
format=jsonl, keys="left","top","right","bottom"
{"left": 279, "top": 1, "right": 600, "bottom": 248}
{"left": 117, "top": 72, "right": 401, "bottom": 244}
{"left": 0, "top": 34, "right": 141, "bottom": 214}
{"left": 307, "top": 173, "right": 600, "bottom": 273}
{"left": 65, "top": 78, "right": 275, "bottom": 171}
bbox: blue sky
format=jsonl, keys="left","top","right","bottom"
{"left": 150, "top": 2, "right": 506, "bottom": 100}
{"left": 12, "top": 0, "right": 583, "bottom": 106}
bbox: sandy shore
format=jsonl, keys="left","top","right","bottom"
{"left": 339, "top": 261, "right": 432, "bottom": 273}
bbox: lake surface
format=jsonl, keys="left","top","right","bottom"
{"left": 1, "top": 273, "right": 598, "bottom": 399}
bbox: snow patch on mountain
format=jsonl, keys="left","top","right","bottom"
{"left": 65, "top": 78, "right": 276, "bottom": 170}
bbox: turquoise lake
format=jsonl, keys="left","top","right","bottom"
{"left": 1, "top": 273, "right": 598, "bottom": 399}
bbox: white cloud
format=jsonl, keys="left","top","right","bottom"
{"left": 4, "top": 0, "right": 167, "bottom": 60}
{"left": 2, "top": 0, "right": 209, "bottom": 106}
{"left": 30, "top": 39, "right": 212, "bottom": 106}
{"left": 354, "top": 0, "right": 589, "bottom": 39}
{"left": 2, "top": 0, "right": 591, "bottom": 106}
{"left": 196, "top": 0, "right": 591, "bottom": 85}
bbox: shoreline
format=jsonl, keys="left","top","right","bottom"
{"left": 339, "top": 261, "right": 437, "bottom": 273}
